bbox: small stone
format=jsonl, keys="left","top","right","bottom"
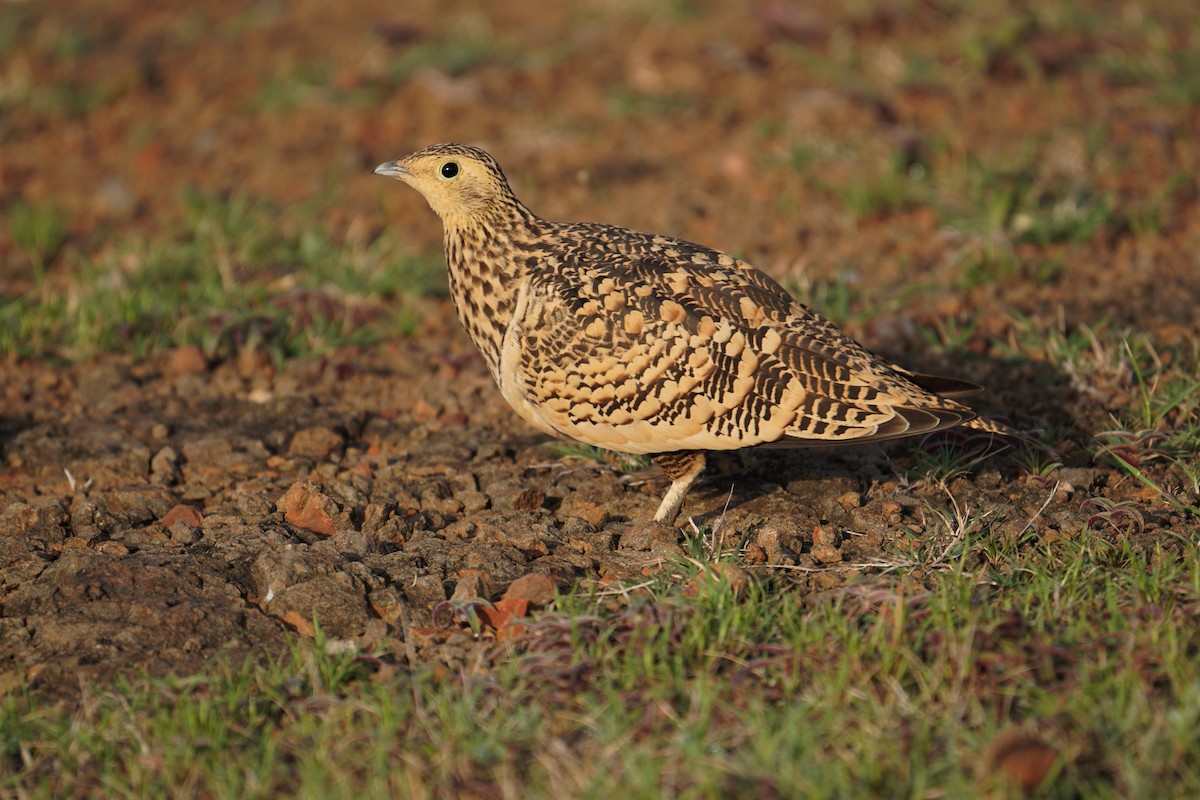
{"left": 317, "top": 528, "right": 373, "bottom": 558}
{"left": 166, "top": 344, "right": 208, "bottom": 377}
{"left": 100, "top": 486, "right": 179, "bottom": 526}
{"left": 810, "top": 525, "right": 843, "bottom": 564}
{"left": 169, "top": 521, "right": 202, "bottom": 545}
{"left": 369, "top": 585, "right": 407, "bottom": 626}
{"left": 457, "top": 491, "right": 490, "bottom": 513}
{"left": 512, "top": 487, "right": 545, "bottom": 511}
{"left": 812, "top": 525, "right": 840, "bottom": 549}
{"left": 404, "top": 574, "right": 447, "bottom": 610}
{"left": 742, "top": 541, "right": 767, "bottom": 565}
{"left": 277, "top": 481, "right": 341, "bottom": 536}
{"left": 0, "top": 500, "right": 68, "bottom": 542}
{"left": 557, "top": 492, "right": 609, "bottom": 527}
{"left": 559, "top": 516, "right": 596, "bottom": 537}
{"left": 451, "top": 572, "right": 490, "bottom": 601}
{"left": 236, "top": 493, "right": 275, "bottom": 522}
{"left": 150, "top": 446, "right": 183, "bottom": 487}
{"left": 619, "top": 521, "right": 681, "bottom": 553}
{"left": 411, "top": 399, "right": 440, "bottom": 422}
{"left": 361, "top": 502, "right": 397, "bottom": 534}
{"left": 502, "top": 572, "right": 558, "bottom": 605}
{"left": 1057, "top": 467, "right": 1096, "bottom": 491}
{"left": 288, "top": 426, "right": 346, "bottom": 460}
{"left": 837, "top": 491, "right": 862, "bottom": 511}
{"left": 161, "top": 504, "right": 203, "bottom": 528}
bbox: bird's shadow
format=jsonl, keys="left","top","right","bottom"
{"left": 0, "top": 414, "right": 28, "bottom": 460}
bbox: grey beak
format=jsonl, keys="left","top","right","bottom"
{"left": 373, "top": 160, "right": 410, "bottom": 178}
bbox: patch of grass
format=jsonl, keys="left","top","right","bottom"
{"left": 49, "top": 27, "right": 100, "bottom": 61}
{"left": 944, "top": 158, "right": 1114, "bottom": 247}
{"left": 252, "top": 61, "right": 334, "bottom": 112}
{"left": 0, "top": 5, "right": 32, "bottom": 58}
{"left": 922, "top": 313, "right": 980, "bottom": 352}
{"left": 783, "top": 268, "right": 887, "bottom": 327}
{"left": 781, "top": 138, "right": 932, "bottom": 221}
{"left": 988, "top": 312, "right": 1199, "bottom": 515}
{"left": 902, "top": 433, "right": 1005, "bottom": 489}
{"left": 5, "top": 520, "right": 1200, "bottom": 796}
{"left": 840, "top": 151, "right": 931, "bottom": 219}
{"left": 7, "top": 200, "right": 69, "bottom": 280}
{"left": 550, "top": 442, "right": 651, "bottom": 473}
{"left": 1009, "top": 187, "right": 1114, "bottom": 247}
{"left": 1011, "top": 445, "right": 1063, "bottom": 484}
{"left": 898, "top": 50, "right": 946, "bottom": 89}
{"left": 992, "top": 313, "right": 1125, "bottom": 380}
{"left": 784, "top": 140, "right": 838, "bottom": 181}
{"left": 383, "top": 32, "right": 509, "bottom": 84}
{"left": 1081, "top": 334, "right": 1200, "bottom": 515}
{"left": 1090, "top": 9, "right": 1200, "bottom": 109}
{"left": 608, "top": 88, "right": 697, "bottom": 119}
{"left": 0, "top": 192, "right": 445, "bottom": 361}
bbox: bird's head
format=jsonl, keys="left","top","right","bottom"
{"left": 373, "top": 143, "right": 524, "bottom": 228}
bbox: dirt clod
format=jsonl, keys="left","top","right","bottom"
{"left": 983, "top": 730, "right": 1060, "bottom": 793}
{"left": 811, "top": 526, "right": 844, "bottom": 564}
{"left": 161, "top": 504, "right": 204, "bottom": 528}
{"left": 288, "top": 427, "right": 346, "bottom": 460}
{"left": 503, "top": 572, "right": 559, "bottom": 606}
{"left": 278, "top": 481, "right": 344, "bottom": 537}
{"left": 166, "top": 345, "right": 208, "bottom": 378}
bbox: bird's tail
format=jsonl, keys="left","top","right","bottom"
{"left": 963, "top": 416, "right": 1058, "bottom": 457}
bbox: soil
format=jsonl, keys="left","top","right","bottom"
{"left": 2, "top": 0, "right": 1198, "bottom": 701}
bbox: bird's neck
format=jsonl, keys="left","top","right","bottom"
{"left": 442, "top": 206, "right": 544, "bottom": 378}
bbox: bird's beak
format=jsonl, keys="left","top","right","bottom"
{"left": 373, "top": 160, "right": 410, "bottom": 178}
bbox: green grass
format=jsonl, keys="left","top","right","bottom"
{"left": 7, "top": 200, "right": 69, "bottom": 280}
{"left": 902, "top": 436, "right": 1005, "bottom": 489}
{"left": 1091, "top": 337, "right": 1200, "bottom": 515}
{"left": 381, "top": 30, "right": 513, "bottom": 85}
{"left": 939, "top": 157, "right": 1115, "bottom": 248}
{"left": 551, "top": 442, "right": 652, "bottom": 473}
{"left": 4, "top": 529, "right": 1200, "bottom": 797}
{"left": 990, "top": 316, "right": 1200, "bottom": 514}
{"left": 608, "top": 88, "right": 698, "bottom": 120}
{"left": 0, "top": 192, "right": 446, "bottom": 361}
{"left": 839, "top": 152, "right": 932, "bottom": 220}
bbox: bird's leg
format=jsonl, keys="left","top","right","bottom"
{"left": 651, "top": 451, "right": 707, "bottom": 524}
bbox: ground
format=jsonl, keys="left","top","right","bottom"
{"left": 2, "top": 0, "right": 1199, "bottom": 794}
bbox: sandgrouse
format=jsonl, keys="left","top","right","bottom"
{"left": 375, "top": 143, "right": 1013, "bottom": 524}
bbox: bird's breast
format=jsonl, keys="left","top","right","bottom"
{"left": 443, "top": 229, "right": 529, "bottom": 380}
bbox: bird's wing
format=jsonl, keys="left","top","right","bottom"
{"left": 506, "top": 227, "right": 974, "bottom": 454}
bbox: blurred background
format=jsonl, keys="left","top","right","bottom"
{"left": 1, "top": 0, "right": 1197, "bottom": 360}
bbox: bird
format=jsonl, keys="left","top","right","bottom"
{"left": 374, "top": 143, "right": 1018, "bottom": 524}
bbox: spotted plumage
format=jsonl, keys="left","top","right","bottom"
{"left": 374, "top": 143, "right": 1016, "bottom": 523}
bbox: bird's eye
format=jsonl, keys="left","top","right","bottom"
{"left": 440, "top": 161, "right": 460, "bottom": 179}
